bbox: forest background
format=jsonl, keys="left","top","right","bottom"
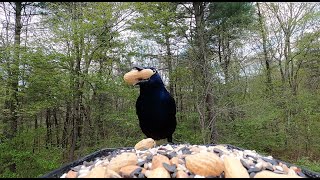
{"left": 0, "top": 2, "right": 319, "bottom": 178}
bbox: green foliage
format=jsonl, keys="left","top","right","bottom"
{"left": 296, "top": 157, "right": 320, "bottom": 173}
{"left": 130, "top": 2, "right": 179, "bottom": 44}
{"left": 208, "top": 2, "right": 255, "bottom": 37}
{"left": 174, "top": 111, "right": 203, "bottom": 144}
{"left": 0, "top": 129, "right": 62, "bottom": 178}
{"left": 217, "top": 73, "right": 320, "bottom": 172}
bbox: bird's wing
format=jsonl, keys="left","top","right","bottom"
{"left": 136, "top": 95, "right": 143, "bottom": 117}
{"left": 163, "top": 92, "right": 176, "bottom": 116}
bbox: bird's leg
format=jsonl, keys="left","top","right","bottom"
{"left": 167, "top": 136, "right": 174, "bottom": 145}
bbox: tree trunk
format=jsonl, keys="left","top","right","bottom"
{"left": 3, "top": 2, "right": 22, "bottom": 142}
{"left": 53, "top": 107, "right": 60, "bottom": 147}
{"left": 193, "top": 2, "right": 216, "bottom": 143}
{"left": 69, "top": 2, "right": 84, "bottom": 161}
{"left": 33, "top": 114, "right": 38, "bottom": 153}
{"left": 45, "top": 108, "right": 52, "bottom": 149}
{"left": 165, "top": 34, "right": 175, "bottom": 98}
{"left": 97, "top": 94, "right": 105, "bottom": 139}
{"left": 69, "top": 108, "right": 78, "bottom": 161}
{"left": 219, "top": 35, "right": 236, "bottom": 121}
{"left": 96, "top": 58, "right": 106, "bottom": 140}
{"left": 257, "top": 2, "right": 273, "bottom": 94}
{"left": 2, "top": 2, "right": 23, "bottom": 173}
{"left": 62, "top": 102, "right": 71, "bottom": 149}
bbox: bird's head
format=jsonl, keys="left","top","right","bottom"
{"left": 123, "top": 66, "right": 163, "bottom": 87}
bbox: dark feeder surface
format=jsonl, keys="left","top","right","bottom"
{"left": 40, "top": 144, "right": 320, "bottom": 178}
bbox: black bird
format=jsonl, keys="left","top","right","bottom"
{"left": 124, "top": 66, "right": 177, "bottom": 143}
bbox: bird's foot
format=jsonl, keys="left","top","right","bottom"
{"left": 167, "top": 141, "right": 175, "bottom": 145}
{"left": 167, "top": 136, "right": 175, "bottom": 145}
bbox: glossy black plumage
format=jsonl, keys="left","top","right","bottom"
{"left": 135, "top": 67, "right": 176, "bottom": 143}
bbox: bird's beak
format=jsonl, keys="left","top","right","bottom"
{"left": 123, "top": 67, "right": 155, "bottom": 85}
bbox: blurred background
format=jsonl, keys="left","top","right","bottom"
{"left": 0, "top": 2, "right": 319, "bottom": 177}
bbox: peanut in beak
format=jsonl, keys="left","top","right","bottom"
{"left": 123, "top": 69, "right": 155, "bottom": 85}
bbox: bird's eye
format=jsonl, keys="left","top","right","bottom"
{"left": 152, "top": 69, "right": 156, "bottom": 73}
